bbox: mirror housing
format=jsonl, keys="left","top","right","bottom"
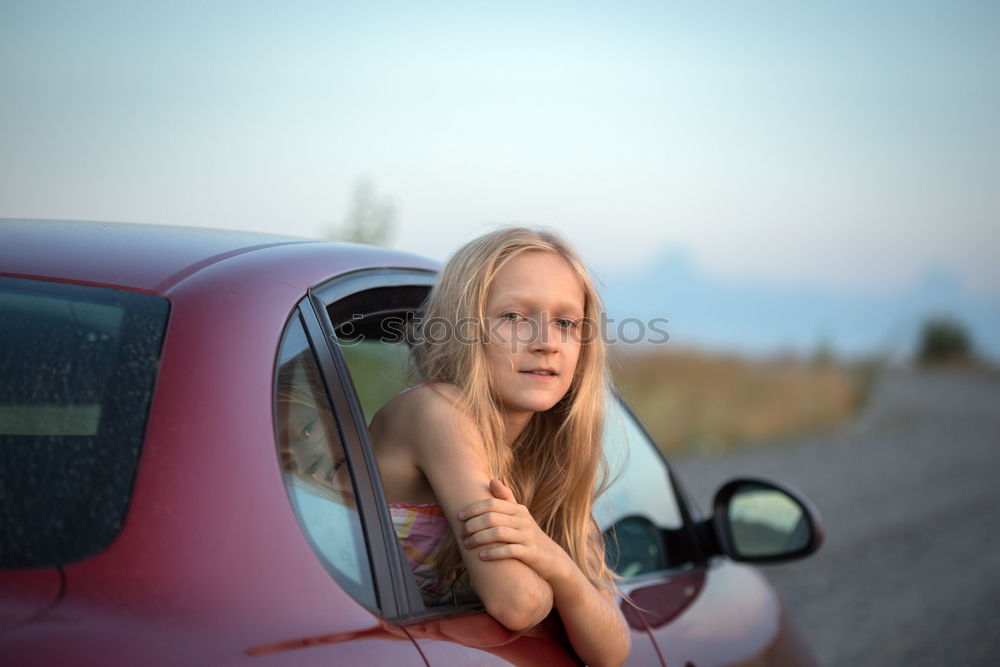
{"left": 699, "top": 477, "right": 824, "bottom": 564}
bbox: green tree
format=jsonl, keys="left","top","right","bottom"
{"left": 916, "top": 315, "right": 974, "bottom": 364}
{"left": 328, "top": 178, "right": 397, "bottom": 247}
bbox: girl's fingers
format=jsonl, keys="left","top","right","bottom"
{"left": 463, "top": 526, "right": 522, "bottom": 548}
{"left": 457, "top": 497, "right": 518, "bottom": 520}
{"left": 462, "top": 511, "right": 523, "bottom": 536}
{"left": 479, "top": 543, "right": 526, "bottom": 561}
{"left": 489, "top": 477, "right": 516, "bottom": 502}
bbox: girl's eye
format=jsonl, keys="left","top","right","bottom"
{"left": 501, "top": 312, "right": 523, "bottom": 322}
{"left": 301, "top": 419, "right": 317, "bottom": 440}
{"left": 554, "top": 318, "right": 578, "bottom": 329}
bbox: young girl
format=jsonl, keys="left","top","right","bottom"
{"left": 369, "top": 227, "right": 630, "bottom": 666}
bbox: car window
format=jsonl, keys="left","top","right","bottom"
{"left": 0, "top": 276, "right": 168, "bottom": 568}
{"left": 330, "top": 304, "right": 473, "bottom": 610}
{"left": 329, "top": 289, "right": 495, "bottom": 610}
{"left": 274, "top": 314, "right": 377, "bottom": 609}
{"left": 597, "top": 398, "right": 690, "bottom": 578}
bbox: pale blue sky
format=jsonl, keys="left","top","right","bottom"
{"left": 3, "top": 1, "right": 999, "bottom": 298}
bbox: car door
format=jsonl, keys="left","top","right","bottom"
{"left": 296, "top": 268, "right": 664, "bottom": 665}
{"left": 598, "top": 402, "right": 818, "bottom": 667}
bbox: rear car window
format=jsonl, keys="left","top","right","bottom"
{"left": 0, "top": 277, "right": 169, "bottom": 568}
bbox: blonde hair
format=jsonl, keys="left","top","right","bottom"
{"left": 414, "top": 227, "right": 617, "bottom": 594}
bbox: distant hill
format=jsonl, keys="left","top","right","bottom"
{"left": 597, "top": 248, "right": 1000, "bottom": 362}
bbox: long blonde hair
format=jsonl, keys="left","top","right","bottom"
{"left": 414, "top": 227, "right": 616, "bottom": 594}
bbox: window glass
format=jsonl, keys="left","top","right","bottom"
{"left": 275, "top": 315, "right": 377, "bottom": 609}
{"left": 597, "top": 398, "right": 686, "bottom": 577}
{"left": 602, "top": 516, "right": 668, "bottom": 579}
{"left": 0, "top": 276, "right": 168, "bottom": 567}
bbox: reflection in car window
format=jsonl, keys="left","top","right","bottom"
{"left": 597, "top": 398, "right": 686, "bottom": 578}
{"left": 602, "top": 516, "right": 669, "bottom": 579}
{"left": 275, "top": 315, "right": 377, "bottom": 609}
{"left": 0, "top": 276, "right": 168, "bottom": 568}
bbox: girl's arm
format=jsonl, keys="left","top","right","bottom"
{"left": 404, "top": 388, "right": 554, "bottom": 631}
{"left": 460, "top": 479, "right": 631, "bottom": 667}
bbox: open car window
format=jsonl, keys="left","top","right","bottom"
{"left": 324, "top": 284, "right": 475, "bottom": 611}
{"left": 339, "top": 339, "right": 415, "bottom": 425}
{"left": 305, "top": 270, "right": 442, "bottom": 620}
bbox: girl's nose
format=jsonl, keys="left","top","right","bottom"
{"left": 528, "top": 317, "right": 561, "bottom": 353}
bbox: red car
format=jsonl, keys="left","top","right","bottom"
{"left": 0, "top": 219, "right": 822, "bottom": 665}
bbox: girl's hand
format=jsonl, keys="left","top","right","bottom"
{"left": 458, "top": 479, "right": 573, "bottom": 585}
{"left": 460, "top": 479, "right": 631, "bottom": 665}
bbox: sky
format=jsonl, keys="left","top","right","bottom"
{"left": 2, "top": 1, "right": 998, "bottom": 355}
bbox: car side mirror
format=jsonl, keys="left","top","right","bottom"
{"left": 703, "top": 478, "right": 824, "bottom": 564}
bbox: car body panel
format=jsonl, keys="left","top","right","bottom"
{"left": 404, "top": 613, "right": 585, "bottom": 666}
{"left": 1, "top": 219, "right": 437, "bottom": 295}
{"left": 647, "top": 563, "right": 792, "bottom": 666}
{"left": 2, "top": 219, "right": 306, "bottom": 293}
{"left": 0, "top": 569, "right": 62, "bottom": 631}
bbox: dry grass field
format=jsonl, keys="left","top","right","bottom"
{"left": 610, "top": 347, "right": 875, "bottom": 455}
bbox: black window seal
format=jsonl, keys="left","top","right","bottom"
{"left": 311, "top": 267, "right": 437, "bottom": 311}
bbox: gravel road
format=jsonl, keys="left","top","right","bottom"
{"left": 671, "top": 367, "right": 1000, "bottom": 667}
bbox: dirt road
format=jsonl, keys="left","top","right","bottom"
{"left": 673, "top": 367, "right": 1000, "bottom": 666}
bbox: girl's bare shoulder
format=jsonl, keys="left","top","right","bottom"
{"left": 371, "top": 383, "right": 460, "bottom": 429}
{"left": 371, "top": 383, "right": 478, "bottom": 451}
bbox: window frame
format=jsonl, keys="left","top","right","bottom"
{"left": 301, "top": 268, "right": 438, "bottom": 620}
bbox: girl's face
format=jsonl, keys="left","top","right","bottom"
{"left": 483, "top": 250, "right": 585, "bottom": 430}
{"left": 278, "top": 398, "right": 351, "bottom": 494}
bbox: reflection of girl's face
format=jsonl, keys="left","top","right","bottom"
{"left": 278, "top": 389, "right": 355, "bottom": 506}
{"left": 280, "top": 401, "right": 343, "bottom": 483}
{"left": 281, "top": 402, "right": 332, "bottom": 475}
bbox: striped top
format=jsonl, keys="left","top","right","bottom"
{"left": 388, "top": 502, "right": 453, "bottom": 602}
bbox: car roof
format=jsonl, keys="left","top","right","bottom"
{"left": 1, "top": 219, "right": 438, "bottom": 294}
